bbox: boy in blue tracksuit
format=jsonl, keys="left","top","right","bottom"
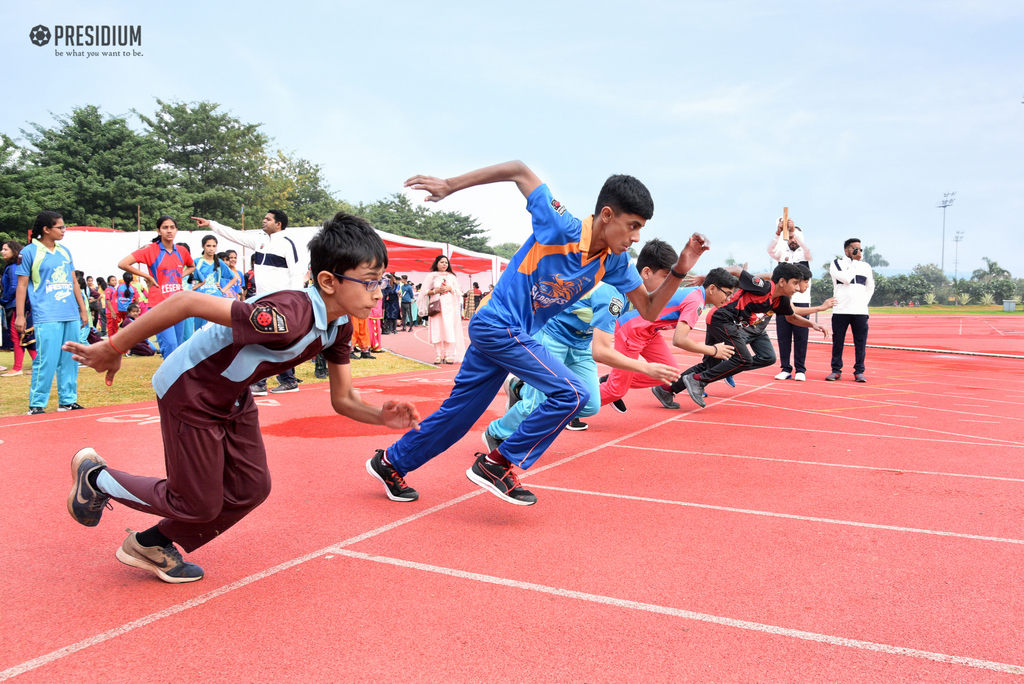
{"left": 366, "top": 160, "right": 709, "bottom": 506}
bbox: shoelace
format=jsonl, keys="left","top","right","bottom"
{"left": 387, "top": 468, "right": 411, "bottom": 491}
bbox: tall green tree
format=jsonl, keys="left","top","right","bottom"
{"left": 136, "top": 99, "right": 268, "bottom": 223}
{"left": 912, "top": 263, "right": 947, "bottom": 289}
{"left": 970, "top": 257, "right": 1011, "bottom": 282}
{"left": 357, "top": 193, "right": 491, "bottom": 253}
{"left": 23, "top": 105, "right": 190, "bottom": 228}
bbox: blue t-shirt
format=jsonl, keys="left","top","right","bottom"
{"left": 401, "top": 283, "right": 415, "bottom": 303}
{"left": 16, "top": 241, "right": 79, "bottom": 323}
{"left": 542, "top": 283, "right": 625, "bottom": 350}
{"left": 193, "top": 259, "right": 234, "bottom": 297}
{"left": 116, "top": 284, "right": 137, "bottom": 312}
{"left": 474, "top": 184, "right": 644, "bottom": 335}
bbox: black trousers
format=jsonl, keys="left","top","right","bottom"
{"left": 672, "top": 319, "right": 776, "bottom": 392}
{"left": 776, "top": 315, "right": 809, "bottom": 373}
{"left": 830, "top": 313, "right": 868, "bottom": 374}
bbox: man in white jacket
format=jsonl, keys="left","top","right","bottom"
{"left": 828, "top": 238, "right": 874, "bottom": 382}
{"left": 193, "top": 210, "right": 306, "bottom": 394}
{"left": 768, "top": 217, "right": 812, "bottom": 381}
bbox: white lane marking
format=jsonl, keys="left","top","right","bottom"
{"left": 959, "top": 419, "right": 1001, "bottom": 424}
{"left": 0, "top": 385, "right": 777, "bottom": 681}
{"left": 529, "top": 484, "right": 1024, "bottom": 545}
{"left": 610, "top": 444, "right": 1024, "bottom": 483}
{"left": 330, "top": 549, "right": 1024, "bottom": 676}
{"left": 721, "top": 401, "right": 1024, "bottom": 447}
{"left": 984, "top": 320, "right": 1005, "bottom": 336}
{"left": 877, "top": 414, "right": 918, "bottom": 418}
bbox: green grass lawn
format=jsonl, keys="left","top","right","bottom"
{"left": 0, "top": 348, "right": 432, "bottom": 418}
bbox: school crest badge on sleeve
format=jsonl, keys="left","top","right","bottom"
{"left": 250, "top": 304, "right": 288, "bottom": 333}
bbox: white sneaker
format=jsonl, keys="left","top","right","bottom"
{"left": 774, "top": 371, "right": 791, "bottom": 380}
{"left": 794, "top": 372, "right": 806, "bottom": 382}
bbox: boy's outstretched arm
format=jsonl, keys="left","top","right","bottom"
{"left": 591, "top": 329, "right": 681, "bottom": 384}
{"left": 405, "top": 160, "right": 542, "bottom": 202}
{"left": 328, "top": 362, "right": 421, "bottom": 430}
{"left": 672, "top": 322, "right": 734, "bottom": 360}
{"left": 625, "top": 232, "right": 710, "bottom": 322}
{"left": 64, "top": 290, "right": 234, "bottom": 385}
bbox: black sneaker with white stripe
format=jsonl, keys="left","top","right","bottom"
{"left": 366, "top": 450, "right": 419, "bottom": 502}
{"left": 466, "top": 453, "right": 536, "bottom": 506}
{"left": 565, "top": 418, "right": 588, "bottom": 431}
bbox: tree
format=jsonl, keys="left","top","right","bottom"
{"left": 862, "top": 245, "right": 889, "bottom": 270}
{"left": 492, "top": 242, "right": 521, "bottom": 259}
{"left": 970, "top": 257, "right": 1011, "bottom": 283}
{"left": 23, "top": 105, "right": 190, "bottom": 228}
{"left": 357, "top": 194, "right": 491, "bottom": 252}
{"left": 136, "top": 99, "right": 269, "bottom": 223}
{"left": 912, "top": 263, "right": 947, "bottom": 289}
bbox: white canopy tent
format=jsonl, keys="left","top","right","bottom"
{"left": 59, "top": 226, "right": 509, "bottom": 292}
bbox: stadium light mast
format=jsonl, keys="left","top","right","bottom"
{"left": 936, "top": 192, "right": 956, "bottom": 274}
{"left": 952, "top": 230, "right": 965, "bottom": 284}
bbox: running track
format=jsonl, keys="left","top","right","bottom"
{"left": 1, "top": 317, "right": 1022, "bottom": 682}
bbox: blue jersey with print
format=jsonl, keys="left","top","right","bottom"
{"left": 193, "top": 259, "right": 233, "bottom": 296}
{"left": 474, "top": 184, "right": 643, "bottom": 335}
{"left": 542, "top": 283, "right": 626, "bottom": 350}
{"left": 16, "top": 241, "right": 79, "bottom": 323}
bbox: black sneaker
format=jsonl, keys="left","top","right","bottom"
{"left": 651, "top": 385, "right": 680, "bottom": 409}
{"left": 27, "top": 406, "right": 45, "bottom": 415}
{"left": 365, "top": 450, "right": 419, "bottom": 502}
{"left": 481, "top": 429, "right": 504, "bottom": 454}
{"left": 598, "top": 374, "right": 609, "bottom": 384}
{"left": 681, "top": 374, "right": 707, "bottom": 408}
{"left": 466, "top": 453, "right": 537, "bottom": 506}
{"left": 67, "top": 448, "right": 112, "bottom": 527}
{"left": 269, "top": 382, "right": 299, "bottom": 394}
{"left": 360, "top": 351, "right": 376, "bottom": 359}
{"left": 116, "top": 531, "right": 204, "bottom": 584}
{"left": 502, "top": 374, "right": 523, "bottom": 412}
{"left": 58, "top": 402, "right": 85, "bottom": 411}
{"left": 250, "top": 383, "right": 268, "bottom": 396}
{"left": 611, "top": 397, "right": 628, "bottom": 414}
{"left": 565, "top": 418, "right": 588, "bottom": 431}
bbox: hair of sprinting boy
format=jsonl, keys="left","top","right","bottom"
{"left": 635, "top": 238, "right": 676, "bottom": 274}
{"left": 796, "top": 263, "right": 812, "bottom": 281}
{"left": 31, "top": 211, "right": 63, "bottom": 240}
{"left": 704, "top": 267, "right": 739, "bottom": 290}
{"left": 844, "top": 238, "right": 861, "bottom": 249}
{"left": 308, "top": 212, "right": 388, "bottom": 291}
{"left": 594, "top": 174, "right": 654, "bottom": 221}
{"left": 772, "top": 262, "right": 803, "bottom": 283}
{"left": 268, "top": 209, "right": 289, "bottom": 229}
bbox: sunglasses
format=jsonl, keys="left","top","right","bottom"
{"left": 333, "top": 273, "right": 390, "bottom": 292}
{"left": 850, "top": 248, "right": 862, "bottom": 254}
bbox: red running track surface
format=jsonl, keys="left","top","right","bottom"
{"left": 1, "top": 337, "right": 1022, "bottom": 682}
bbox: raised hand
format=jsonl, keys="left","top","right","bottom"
{"left": 404, "top": 175, "right": 452, "bottom": 203}
{"left": 63, "top": 339, "right": 123, "bottom": 386}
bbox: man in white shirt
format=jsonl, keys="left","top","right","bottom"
{"left": 193, "top": 210, "right": 306, "bottom": 394}
{"left": 827, "top": 238, "right": 874, "bottom": 382}
{"left": 768, "top": 217, "right": 812, "bottom": 381}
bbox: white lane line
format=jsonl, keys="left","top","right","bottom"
{"left": 878, "top": 414, "right": 918, "bottom": 418}
{"left": 0, "top": 491, "right": 483, "bottom": 683}
{"left": 529, "top": 484, "right": 1024, "bottom": 545}
{"left": 689, "top": 413, "right": 1024, "bottom": 449}
{"left": 764, "top": 384, "right": 1024, "bottom": 421}
{"left": 959, "top": 419, "right": 1001, "bottom": 424}
{"left": 610, "top": 444, "right": 1024, "bottom": 483}
{"left": 330, "top": 549, "right": 1024, "bottom": 676}
{"left": 984, "top": 320, "right": 1005, "bottom": 336}
{"left": 720, "top": 401, "right": 1024, "bottom": 447}
{"left": 0, "top": 382, "right": 772, "bottom": 681}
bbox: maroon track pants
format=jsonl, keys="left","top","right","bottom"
{"left": 104, "top": 399, "right": 271, "bottom": 552}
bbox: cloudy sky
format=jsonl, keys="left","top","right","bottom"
{"left": 3, "top": 1, "right": 1021, "bottom": 277}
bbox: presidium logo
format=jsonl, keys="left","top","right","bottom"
{"left": 29, "top": 23, "right": 143, "bottom": 57}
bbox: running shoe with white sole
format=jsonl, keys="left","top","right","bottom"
{"left": 366, "top": 449, "right": 419, "bottom": 502}
{"left": 565, "top": 418, "right": 588, "bottom": 431}
{"left": 466, "top": 453, "right": 536, "bottom": 506}
{"left": 651, "top": 385, "right": 680, "bottom": 409}
{"left": 502, "top": 374, "right": 523, "bottom": 412}
{"left": 116, "top": 530, "right": 204, "bottom": 583}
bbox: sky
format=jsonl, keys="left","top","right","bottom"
{"left": 2, "top": 0, "right": 1021, "bottom": 278}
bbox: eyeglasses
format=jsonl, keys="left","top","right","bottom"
{"left": 333, "top": 273, "right": 390, "bottom": 292}
{"left": 850, "top": 248, "right": 862, "bottom": 255}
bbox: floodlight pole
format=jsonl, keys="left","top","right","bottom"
{"left": 952, "top": 230, "right": 965, "bottom": 287}
{"left": 936, "top": 192, "right": 956, "bottom": 273}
